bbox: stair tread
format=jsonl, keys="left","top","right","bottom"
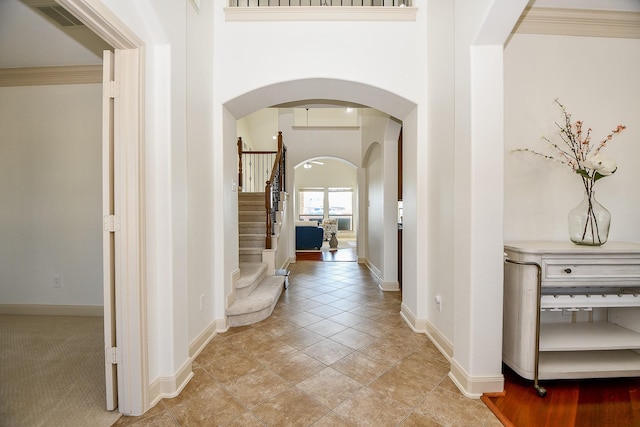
{"left": 237, "top": 262, "right": 267, "bottom": 288}
{"left": 227, "top": 276, "right": 285, "bottom": 315}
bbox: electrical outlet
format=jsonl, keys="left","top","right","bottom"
{"left": 435, "top": 295, "right": 442, "bottom": 312}
{"left": 53, "top": 275, "right": 62, "bottom": 288}
{"left": 200, "top": 294, "right": 205, "bottom": 311}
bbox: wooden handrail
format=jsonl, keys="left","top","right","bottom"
{"left": 265, "top": 131, "right": 285, "bottom": 249}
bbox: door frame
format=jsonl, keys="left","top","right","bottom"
{"left": 57, "top": 0, "right": 147, "bottom": 416}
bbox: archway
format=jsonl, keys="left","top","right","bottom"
{"left": 222, "top": 79, "right": 415, "bottom": 319}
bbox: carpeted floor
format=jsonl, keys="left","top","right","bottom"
{"left": 0, "top": 314, "right": 122, "bottom": 427}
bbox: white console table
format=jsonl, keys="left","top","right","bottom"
{"left": 503, "top": 241, "right": 640, "bottom": 390}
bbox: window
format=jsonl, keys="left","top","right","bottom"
{"left": 298, "top": 187, "right": 353, "bottom": 231}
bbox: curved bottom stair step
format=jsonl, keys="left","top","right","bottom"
{"left": 227, "top": 275, "right": 285, "bottom": 327}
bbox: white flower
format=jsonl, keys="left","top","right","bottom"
{"left": 583, "top": 153, "right": 617, "bottom": 176}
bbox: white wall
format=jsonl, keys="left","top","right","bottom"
{"left": 365, "top": 143, "right": 384, "bottom": 272}
{"left": 504, "top": 34, "right": 640, "bottom": 243}
{"left": 0, "top": 84, "right": 102, "bottom": 307}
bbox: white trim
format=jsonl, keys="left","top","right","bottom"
{"left": 148, "top": 359, "right": 194, "bottom": 408}
{"left": 225, "top": 6, "right": 417, "bottom": 22}
{"left": 56, "top": 0, "right": 144, "bottom": 49}
{"left": 56, "top": 0, "right": 147, "bottom": 416}
{"left": 216, "top": 317, "right": 230, "bottom": 333}
{"left": 188, "top": 320, "right": 218, "bottom": 358}
{"left": 0, "top": 65, "right": 102, "bottom": 87}
{"left": 399, "top": 303, "right": 426, "bottom": 332}
{"left": 425, "top": 319, "right": 453, "bottom": 360}
{"left": 380, "top": 281, "right": 400, "bottom": 291}
{"left": 0, "top": 304, "right": 103, "bottom": 317}
{"left": 449, "top": 358, "right": 504, "bottom": 399}
{"left": 515, "top": 7, "right": 640, "bottom": 39}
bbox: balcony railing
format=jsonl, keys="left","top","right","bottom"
{"left": 231, "top": 1, "right": 411, "bottom": 6}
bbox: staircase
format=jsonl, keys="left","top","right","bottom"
{"left": 238, "top": 192, "right": 267, "bottom": 263}
{"left": 226, "top": 262, "right": 285, "bottom": 327}
{"left": 227, "top": 191, "right": 285, "bottom": 327}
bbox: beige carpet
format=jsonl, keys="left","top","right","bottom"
{"left": 0, "top": 315, "right": 122, "bottom": 427}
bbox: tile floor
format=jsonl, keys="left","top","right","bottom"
{"left": 112, "top": 261, "right": 502, "bottom": 426}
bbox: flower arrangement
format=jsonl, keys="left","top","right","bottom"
{"left": 514, "top": 99, "right": 626, "bottom": 245}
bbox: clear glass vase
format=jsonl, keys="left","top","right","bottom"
{"left": 568, "top": 190, "right": 611, "bottom": 246}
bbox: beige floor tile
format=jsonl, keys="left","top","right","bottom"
{"left": 287, "top": 311, "right": 325, "bottom": 327}
{"left": 296, "top": 367, "right": 363, "bottom": 409}
{"left": 369, "top": 365, "right": 440, "bottom": 407}
{"left": 162, "top": 367, "right": 219, "bottom": 408}
{"left": 413, "top": 387, "right": 495, "bottom": 427}
{"left": 267, "top": 351, "right": 326, "bottom": 384}
{"left": 124, "top": 410, "right": 178, "bottom": 426}
{"left": 277, "top": 327, "right": 325, "bottom": 350}
{"left": 304, "top": 318, "right": 349, "bottom": 337}
{"left": 330, "top": 351, "right": 392, "bottom": 385}
{"left": 224, "top": 367, "right": 292, "bottom": 409}
{"left": 333, "top": 387, "right": 412, "bottom": 426}
{"left": 167, "top": 388, "right": 246, "bottom": 426}
{"left": 307, "top": 304, "right": 345, "bottom": 318}
{"left": 252, "top": 316, "right": 300, "bottom": 338}
{"left": 328, "top": 311, "right": 366, "bottom": 327}
{"left": 246, "top": 339, "right": 297, "bottom": 364}
{"left": 302, "top": 338, "right": 354, "bottom": 365}
{"left": 223, "top": 412, "right": 266, "bottom": 427}
{"left": 252, "top": 387, "right": 330, "bottom": 426}
{"left": 399, "top": 412, "right": 443, "bottom": 426}
{"left": 358, "top": 338, "right": 416, "bottom": 365}
{"left": 313, "top": 412, "right": 356, "bottom": 426}
{"left": 330, "top": 328, "right": 376, "bottom": 350}
{"left": 197, "top": 352, "right": 261, "bottom": 384}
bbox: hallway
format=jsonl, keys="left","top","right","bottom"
{"left": 113, "top": 262, "right": 501, "bottom": 426}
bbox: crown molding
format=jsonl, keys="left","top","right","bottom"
{"left": 225, "top": 6, "right": 417, "bottom": 22}
{"left": 514, "top": 7, "right": 640, "bottom": 39}
{"left": 0, "top": 65, "right": 102, "bottom": 87}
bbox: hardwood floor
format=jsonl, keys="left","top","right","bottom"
{"left": 482, "top": 366, "right": 640, "bottom": 427}
{"left": 296, "top": 248, "right": 357, "bottom": 262}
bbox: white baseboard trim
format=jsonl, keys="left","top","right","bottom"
{"left": 188, "top": 320, "right": 218, "bottom": 358}
{"left": 399, "top": 303, "right": 427, "bottom": 333}
{"left": 425, "top": 320, "right": 454, "bottom": 360}
{"left": 380, "top": 281, "right": 400, "bottom": 292}
{"left": 148, "top": 358, "right": 194, "bottom": 408}
{"left": 449, "top": 358, "right": 504, "bottom": 399}
{"left": 216, "top": 317, "right": 229, "bottom": 333}
{"left": 364, "top": 259, "right": 381, "bottom": 280}
{"left": 0, "top": 304, "right": 103, "bottom": 317}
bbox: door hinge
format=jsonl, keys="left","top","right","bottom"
{"left": 104, "top": 81, "right": 120, "bottom": 99}
{"left": 106, "top": 347, "right": 122, "bottom": 364}
{"left": 104, "top": 215, "right": 121, "bottom": 232}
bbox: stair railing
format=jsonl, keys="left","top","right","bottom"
{"left": 265, "top": 132, "right": 286, "bottom": 249}
{"left": 237, "top": 132, "right": 286, "bottom": 250}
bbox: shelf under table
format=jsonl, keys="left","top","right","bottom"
{"left": 538, "top": 350, "right": 640, "bottom": 380}
{"left": 540, "top": 321, "right": 640, "bottom": 351}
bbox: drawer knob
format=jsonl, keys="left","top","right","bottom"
{"left": 564, "top": 268, "right": 572, "bottom": 274}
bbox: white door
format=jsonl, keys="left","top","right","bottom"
{"left": 102, "top": 49, "right": 118, "bottom": 411}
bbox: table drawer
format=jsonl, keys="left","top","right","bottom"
{"left": 543, "top": 258, "right": 640, "bottom": 282}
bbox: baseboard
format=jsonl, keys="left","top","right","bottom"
{"left": 216, "top": 317, "right": 229, "bottom": 333}
{"left": 425, "top": 319, "right": 454, "bottom": 360}
{"left": 400, "top": 303, "right": 427, "bottom": 332}
{"left": 380, "top": 281, "right": 400, "bottom": 292}
{"left": 0, "top": 304, "right": 103, "bottom": 317}
{"left": 363, "top": 259, "right": 381, "bottom": 281}
{"left": 188, "top": 320, "right": 218, "bottom": 358}
{"left": 148, "top": 358, "right": 194, "bottom": 408}
{"left": 449, "top": 358, "right": 504, "bottom": 399}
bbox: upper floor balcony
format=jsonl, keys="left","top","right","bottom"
{"left": 225, "top": 0, "right": 417, "bottom": 21}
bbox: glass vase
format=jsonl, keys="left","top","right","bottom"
{"left": 568, "top": 190, "right": 611, "bottom": 246}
